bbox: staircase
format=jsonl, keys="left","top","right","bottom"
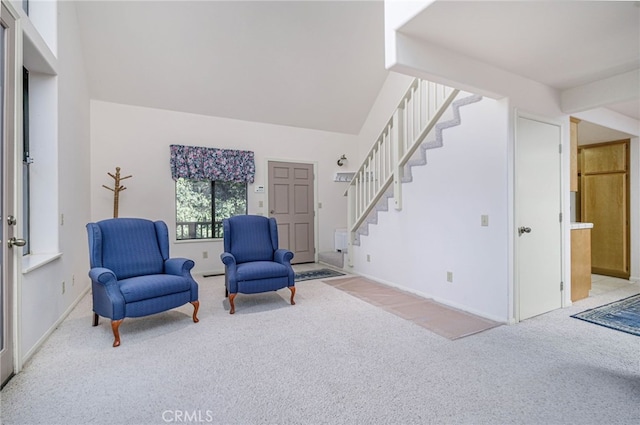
{"left": 345, "top": 79, "right": 482, "bottom": 265}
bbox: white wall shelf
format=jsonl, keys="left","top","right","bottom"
{"left": 334, "top": 172, "right": 355, "bottom": 182}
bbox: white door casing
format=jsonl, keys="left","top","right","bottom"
{"left": 1, "top": 0, "right": 20, "bottom": 387}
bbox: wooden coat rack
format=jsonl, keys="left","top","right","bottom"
{"left": 102, "top": 167, "right": 132, "bottom": 218}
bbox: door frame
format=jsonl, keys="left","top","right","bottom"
{"left": 1, "top": 0, "right": 22, "bottom": 387}
{"left": 512, "top": 109, "right": 568, "bottom": 323}
{"left": 264, "top": 157, "right": 318, "bottom": 263}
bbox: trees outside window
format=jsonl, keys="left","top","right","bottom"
{"left": 175, "top": 178, "right": 247, "bottom": 240}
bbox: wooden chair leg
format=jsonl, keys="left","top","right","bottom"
{"left": 229, "top": 293, "right": 236, "bottom": 314}
{"left": 289, "top": 286, "right": 296, "bottom": 305}
{"left": 111, "top": 319, "right": 123, "bottom": 348}
{"left": 190, "top": 300, "right": 200, "bottom": 323}
{"left": 92, "top": 313, "right": 99, "bottom": 327}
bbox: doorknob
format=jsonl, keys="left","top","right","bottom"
{"left": 270, "top": 210, "right": 275, "bottom": 214}
{"left": 7, "top": 237, "right": 26, "bottom": 248}
{"left": 518, "top": 226, "right": 532, "bottom": 236}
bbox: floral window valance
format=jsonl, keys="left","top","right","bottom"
{"left": 170, "top": 144, "right": 255, "bottom": 183}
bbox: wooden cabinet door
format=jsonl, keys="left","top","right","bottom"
{"left": 571, "top": 229, "right": 592, "bottom": 302}
{"left": 579, "top": 141, "right": 629, "bottom": 279}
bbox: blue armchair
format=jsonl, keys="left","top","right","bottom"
{"left": 86, "top": 218, "right": 199, "bottom": 347}
{"left": 220, "top": 215, "right": 295, "bottom": 314}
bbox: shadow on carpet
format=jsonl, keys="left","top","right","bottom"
{"left": 571, "top": 294, "right": 640, "bottom": 337}
{"left": 295, "top": 268, "right": 345, "bottom": 282}
{"left": 323, "top": 276, "right": 501, "bottom": 340}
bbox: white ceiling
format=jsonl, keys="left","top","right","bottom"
{"left": 400, "top": 1, "right": 639, "bottom": 91}
{"left": 578, "top": 120, "right": 632, "bottom": 146}
{"left": 74, "top": 0, "right": 639, "bottom": 140}
{"left": 74, "top": 0, "right": 388, "bottom": 135}
{"left": 398, "top": 0, "right": 640, "bottom": 141}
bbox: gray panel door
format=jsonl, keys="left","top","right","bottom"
{"left": 268, "top": 161, "right": 315, "bottom": 264}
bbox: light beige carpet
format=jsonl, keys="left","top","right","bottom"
{"left": 323, "top": 276, "right": 501, "bottom": 339}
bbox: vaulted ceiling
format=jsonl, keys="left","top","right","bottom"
{"left": 74, "top": 1, "right": 639, "bottom": 141}
{"left": 74, "top": 0, "right": 388, "bottom": 135}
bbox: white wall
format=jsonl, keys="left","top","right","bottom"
{"left": 20, "top": 1, "right": 91, "bottom": 360}
{"left": 21, "top": 0, "right": 57, "bottom": 55}
{"left": 356, "top": 71, "right": 414, "bottom": 156}
{"left": 349, "top": 97, "right": 510, "bottom": 321}
{"left": 89, "top": 101, "right": 358, "bottom": 274}
{"left": 631, "top": 137, "right": 639, "bottom": 282}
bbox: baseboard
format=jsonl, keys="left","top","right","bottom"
{"left": 592, "top": 268, "right": 631, "bottom": 280}
{"left": 317, "top": 261, "right": 345, "bottom": 271}
{"left": 318, "top": 251, "right": 345, "bottom": 269}
{"left": 21, "top": 285, "right": 91, "bottom": 367}
{"left": 197, "top": 269, "right": 225, "bottom": 278}
{"left": 429, "top": 296, "right": 508, "bottom": 324}
{"left": 350, "top": 270, "right": 508, "bottom": 324}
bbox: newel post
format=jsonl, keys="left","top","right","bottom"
{"left": 346, "top": 184, "right": 356, "bottom": 267}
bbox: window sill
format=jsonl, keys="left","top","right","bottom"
{"left": 22, "top": 252, "right": 62, "bottom": 274}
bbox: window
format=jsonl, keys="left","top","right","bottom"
{"left": 170, "top": 144, "right": 254, "bottom": 240}
{"left": 17, "top": 3, "right": 60, "bottom": 268}
{"left": 175, "top": 178, "right": 247, "bottom": 240}
{"left": 22, "top": 67, "right": 31, "bottom": 255}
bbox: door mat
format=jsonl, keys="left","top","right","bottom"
{"left": 571, "top": 294, "right": 640, "bottom": 337}
{"left": 295, "top": 268, "right": 345, "bottom": 282}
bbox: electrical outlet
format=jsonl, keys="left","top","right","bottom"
{"left": 366, "top": 254, "right": 371, "bottom": 262}
{"left": 202, "top": 251, "right": 208, "bottom": 259}
{"left": 258, "top": 200, "right": 264, "bottom": 208}
{"left": 62, "top": 281, "right": 66, "bottom": 294}
{"left": 447, "top": 272, "right": 453, "bottom": 283}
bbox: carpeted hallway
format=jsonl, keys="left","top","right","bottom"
{"left": 1, "top": 269, "right": 639, "bottom": 425}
